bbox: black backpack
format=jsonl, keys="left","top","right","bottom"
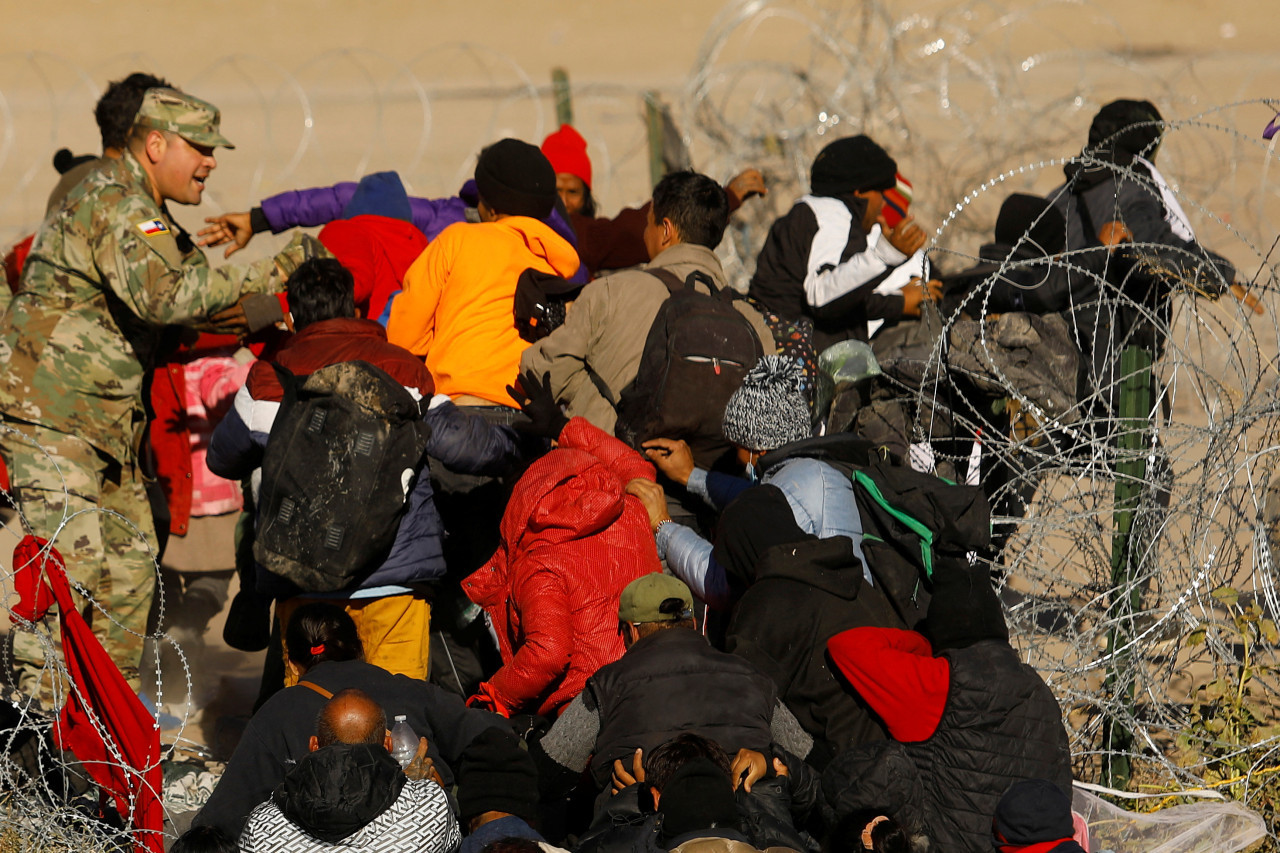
{"left": 254, "top": 360, "right": 432, "bottom": 592}
{"left": 614, "top": 268, "right": 764, "bottom": 468}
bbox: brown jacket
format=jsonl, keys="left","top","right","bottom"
{"left": 520, "top": 242, "right": 774, "bottom": 432}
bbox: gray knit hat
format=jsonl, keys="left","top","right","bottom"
{"left": 722, "top": 355, "right": 812, "bottom": 452}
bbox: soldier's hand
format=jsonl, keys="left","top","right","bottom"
{"left": 642, "top": 438, "right": 696, "bottom": 486}
{"left": 198, "top": 212, "right": 254, "bottom": 258}
{"left": 404, "top": 737, "right": 444, "bottom": 786}
{"left": 726, "top": 169, "right": 768, "bottom": 205}
{"left": 625, "top": 479, "right": 671, "bottom": 533}
{"left": 883, "top": 215, "right": 927, "bottom": 257}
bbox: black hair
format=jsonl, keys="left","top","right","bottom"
{"left": 650, "top": 170, "right": 729, "bottom": 250}
{"left": 287, "top": 258, "right": 357, "bottom": 330}
{"left": 285, "top": 601, "right": 364, "bottom": 669}
{"left": 98, "top": 72, "right": 172, "bottom": 151}
{"left": 170, "top": 826, "right": 238, "bottom": 853}
{"left": 579, "top": 182, "right": 597, "bottom": 218}
{"left": 645, "top": 732, "right": 732, "bottom": 792}
{"left": 315, "top": 688, "right": 387, "bottom": 748}
{"left": 827, "top": 812, "right": 910, "bottom": 853}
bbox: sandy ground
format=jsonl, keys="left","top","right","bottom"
{"left": 1, "top": 0, "right": 1279, "bottom": 758}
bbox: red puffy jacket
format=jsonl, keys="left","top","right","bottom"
{"left": 462, "top": 417, "right": 662, "bottom": 717}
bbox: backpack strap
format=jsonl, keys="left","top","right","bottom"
{"left": 852, "top": 469, "right": 935, "bottom": 579}
{"left": 269, "top": 362, "right": 303, "bottom": 408}
{"left": 1070, "top": 184, "right": 1104, "bottom": 250}
{"left": 648, "top": 266, "right": 685, "bottom": 295}
{"left": 651, "top": 266, "right": 729, "bottom": 300}
{"left": 297, "top": 680, "right": 334, "bottom": 699}
{"left": 685, "top": 269, "right": 723, "bottom": 297}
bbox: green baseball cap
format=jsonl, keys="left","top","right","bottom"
{"left": 133, "top": 87, "right": 235, "bottom": 149}
{"left": 618, "top": 574, "right": 694, "bottom": 624}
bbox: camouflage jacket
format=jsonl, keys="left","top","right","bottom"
{"left": 0, "top": 151, "right": 317, "bottom": 462}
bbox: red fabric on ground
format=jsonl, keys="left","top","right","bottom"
{"left": 11, "top": 536, "right": 163, "bottom": 853}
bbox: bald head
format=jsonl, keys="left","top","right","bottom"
{"left": 314, "top": 688, "right": 387, "bottom": 749}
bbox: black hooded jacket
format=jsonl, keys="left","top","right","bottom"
{"left": 274, "top": 744, "right": 406, "bottom": 843}
{"left": 727, "top": 537, "right": 897, "bottom": 763}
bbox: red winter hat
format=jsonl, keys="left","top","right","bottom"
{"left": 541, "top": 124, "right": 592, "bottom": 189}
{"left": 882, "top": 173, "right": 913, "bottom": 229}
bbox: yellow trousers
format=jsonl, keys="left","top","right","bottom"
{"left": 278, "top": 592, "right": 431, "bottom": 685}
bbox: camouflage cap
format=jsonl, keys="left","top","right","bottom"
{"left": 133, "top": 88, "right": 235, "bottom": 149}
{"left": 618, "top": 574, "right": 694, "bottom": 624}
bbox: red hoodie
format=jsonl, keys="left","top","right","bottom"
{"left": 319, "top": 214, "right": 428, "bottom": 322}
{"left": 827, "top": 626, "right": 951, "bottom": 742}
{"left": 462, "top": 418, "right": 661, "bottom": 717}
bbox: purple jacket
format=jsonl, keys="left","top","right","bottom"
{"left": 259, "top": 179, "right": 587, "bottom": 282}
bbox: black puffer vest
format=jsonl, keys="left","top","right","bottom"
{"left": 908, "top": 640, "right": 1072, "bottom": 853}
{"left": 586, "top": 628, "right": 777, "bottom": 786}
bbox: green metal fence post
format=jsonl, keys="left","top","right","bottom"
{"left": 552, "top": 67, "right": 573, "bottom": 127}
{"left": 644, "top": 91, "right": 665, "bottom": 189}
{"left": 1102, "top": 343, "right": 1155, "bottom": 789}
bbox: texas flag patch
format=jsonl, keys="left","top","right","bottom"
{"left": 136, "top": 218, "right": 170, "bottom": 237}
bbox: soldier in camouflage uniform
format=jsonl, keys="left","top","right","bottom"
{"left": 0, "top": 88, "right": 323, "bottom": 694}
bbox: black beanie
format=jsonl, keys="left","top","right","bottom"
{"left": 994, "top": 194, "right": 1067, "bottom": 255}
{"left": 810, "top": 135, "right": 898, "bottom": 197}
{"left": 993, "top": 779, "right": 1076, "bottom": 847}
{"left": 658, "top": 757, "right": 740, "bottom": 844}
{"left": 475, "top": 138, "right": 558, "bottom": 219}
{"left": 456, "top": 727, "right": 539, "bottom": 823}
{"left": 1087, "top": 99, "right": 1164, "bottom": 162}
{"left": 922, "top": 556, "right": 1008, "bottom": 651}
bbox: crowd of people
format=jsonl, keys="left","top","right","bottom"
{"left": 0, "top": 69, "right": 1248, "bottom": 853}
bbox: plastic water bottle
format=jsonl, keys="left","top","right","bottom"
{"left": 390, "top": 715, "right": 417, "bottom": 769}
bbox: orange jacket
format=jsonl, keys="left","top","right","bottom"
{"left": 387, "top": 216, "right": 579, "bottom": 404}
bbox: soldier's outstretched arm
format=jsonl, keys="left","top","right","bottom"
{"left": 94, "top": 195, "right": 321, "bottom": 326}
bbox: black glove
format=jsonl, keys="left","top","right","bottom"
{"left": 506, "top": 369, "right": 569, "bottom": 439}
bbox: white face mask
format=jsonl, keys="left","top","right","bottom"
{"left": 744, "top": 454, "right": 760, "bottom": 483}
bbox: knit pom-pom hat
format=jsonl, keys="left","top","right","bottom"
{"left": 722, "top": 354, "right": 812, "bottom": 452}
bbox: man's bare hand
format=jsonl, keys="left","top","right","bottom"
{"left": 198, "top": 212, "right": 254, "bottom": 258}
{"left": 726, "top": 169, "right": 768, "bottom": 205}
{"left": 625, "top": 479, "right": 671, "bottom": 533}
{"left": 730, "top": 748, "right": 768, "bottom": 793}
{"left": 1097, "top": 220, "right": 1133, "bottom": 248}
{"left": 1230, "top": 283, "right": 1266, "bottom": 315}
{"left": 201, "top": 297, "right": 251, "bottom": 338}
{"left": 642, "top": 438, "right": 696, "bottom": 486}
{"left": 612, "top": 748, "right": 645, "bottom": 794}
{"left": 882, "top": 215, "right": 927, "bottom": 257}
{"left": 900, "top": 278, "right": 943, "bottom": 317}
{"left": 404, "top": 737, "right": 444, "bottom": 786}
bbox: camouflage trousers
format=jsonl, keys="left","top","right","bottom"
{"left": 0, "top": 420, "right": 157, "bottom": 694}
